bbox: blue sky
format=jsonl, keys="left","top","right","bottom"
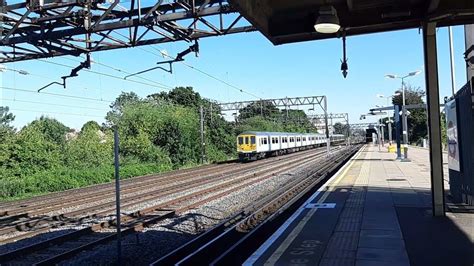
{"left": 0, "top": 24, "right": 469, "bottom": 130}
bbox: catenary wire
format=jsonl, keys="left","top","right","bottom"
{"left": 0, "top": 86, "right": 114, "bottom": 103}
{"left": 36, "top": 59, "right": 173, "bottom": 90}
{"left": 111, "top": 31, "right": 261, "bottom": 100}
{"left": 9, "top": 108, "right": 105, "bottom": 118}
{"left": 1, "top": 98, "right": 110, "bottom": 111}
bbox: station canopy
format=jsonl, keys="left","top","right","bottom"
{"left": 230, "top": 0, "right": 474, "bottom": 45}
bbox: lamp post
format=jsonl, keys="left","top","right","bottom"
{"left": 385, "top": 70, "right": 421, "bottom": 161}
{"left": 376, "top": 93, "right": 401, "bottom": 144}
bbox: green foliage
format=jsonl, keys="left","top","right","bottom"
{"left": 81, "top": 120, "right": 101, "bottom": 132}
{"left": 0, "top": 163, "right": 171, "bottom": 200}
{"left": 0, "top": 106, "right": 15, "bottom": 127}
{"left": 65, "top": 127, "right": 113, "bottom": 168}
{"left": 106, "top": 91, "right": 140, "bottom": 126}
{"left": 392, "top": 85, "right": 428, "bottom": 143}
{"left": 238, "top": 101, "right": 280, "bottom": 120}
{"left": 2, "top": 86, "right": 321, "bottom": 200}
{"left": 5, "top": 121, "right": 64, "bottom": 176}
{"left": 118, "top": 100, "right": 201, "bottom": 166}
{"left": 148, "top": 86, "right": 203, "bottom": 109}
{"left": 29, "top": 116, "right": 70, "bottom": 145}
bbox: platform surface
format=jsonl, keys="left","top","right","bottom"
{"left": 245, "top": 145, "right": 473, "bottom": 266}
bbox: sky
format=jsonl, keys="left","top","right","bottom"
{"left": 0, "top": 22, "right": 470, "bottom": 130}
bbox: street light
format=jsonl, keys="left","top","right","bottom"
{"left": 376, "top": 92, "right": 400, "bottom": 144}
{"left": 385, "top": 70, "right": 422, "bottom": 161}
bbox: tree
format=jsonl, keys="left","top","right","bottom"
{"left": 0, "top": 107, "right": 15, "bottom": 170}
{"left": 106, "top": 91, "right": 141, "bottom": 126}
{"left": 6, "top": 119, "right": 65, "bottom": 175}
{"left": 238, "top": 101, "right": 280, "bottom": 120}
{"left": 149, "top": 86, "right": 203, "bottom": 109}
{"left": 392, "top": 85, "right": 428, "bottom": 144}
{"left": 66, "top": 123, "right": 113, "bottom": 167}
{"left": 0, "top": 106, "right": 15, "bottom": 127}
{"left": 81, "top": 120, "right": 101, "bottom": 132}
{"left": 28, "top": 116, "right": 70, "bottom": 146}
{"left": 333, "top": 122, "right": 349, "bottom": 135}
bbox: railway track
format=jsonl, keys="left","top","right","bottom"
{"left": 0, "top": 145, "right": 341, "bottom": 265}
{"left": 153, "top": 144, "right": 361, "bottom": 265}
{"left": 0, "top": 147, "right": 320, "bottom": 242}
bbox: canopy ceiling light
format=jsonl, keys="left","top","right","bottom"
{"left": 314, "top": 5, "right": 341, "bottom": 34}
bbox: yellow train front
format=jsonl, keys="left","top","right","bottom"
{"left": 237, "top": 131, "right": 338, "bottom": 161}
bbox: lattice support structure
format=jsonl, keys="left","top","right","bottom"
{"left": 217, "top": 96, "right": 326, "bottom": 111}
{"left": 0, "top": 0, "right": 255, "bottom": 63}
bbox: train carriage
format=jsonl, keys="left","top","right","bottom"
{"left": 237, "top": 131, "right": 346, "bottom": 161}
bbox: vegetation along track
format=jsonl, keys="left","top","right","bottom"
{"left": 153, "top": 144, "right": 362, "bottom": 265}
{"left": 0, "top": 145, "right": 341, "bottom": 265}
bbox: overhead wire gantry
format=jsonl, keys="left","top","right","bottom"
{"left": 0, "top": 0, "right": 255, "bottom": 63}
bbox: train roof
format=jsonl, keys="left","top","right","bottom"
{"left": 239, "top": 131, "right": 324, "bottom": 136}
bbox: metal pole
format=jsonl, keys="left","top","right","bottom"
{"left": 388, "top": 120, "right": 393, "bottom": 144}
{"left": 378, "top": 125, "right": 382, "bottom": 151}
{"left": 448, "top": 26, "right": 456, "bottom": 96}
{"left": 423, "top": 21, "right": 445, "bottom": 217}
{"left": 394, "top": 105, "right": 402, "bottom": 160}
{"left": 401, "top": 78, "right": 410, "bottom": 161}
{"left": 113, "top": 126, "right": 122, "bottom": 264}
{"left": 381, "top": 121, "right": 385, "bottom": 146}
{"left": 210, "top": 103, "right": 213, "bottom": 124}
{"left": 346, "top": 115, "right": 350, "bottom": 146}
{"left": 200, "top": 105, "right": 205, "bottom": 164}
{"left": 386, "top": 97, "right": 392, "bottom": 143}
{"left": 323, "top": 97, "right": 330, "bottom": 155}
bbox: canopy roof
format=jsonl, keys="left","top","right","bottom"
{"left": 230, "top": 0, "right": 474, "bottom": 45}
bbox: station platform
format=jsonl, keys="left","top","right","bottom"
{"left": 244, "top": 145, "right": 473, "bottom": 266}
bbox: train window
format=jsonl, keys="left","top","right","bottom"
{"left": 276, "top": 138, "right": 279, "bottom": 143}
{"left": 245, "top": 136, "right": 249, "bottom": 144}
{"left": 251, "top": 136, "right": 256, "bottom": 144}
{"left": 238, "top": 137, "right": 243, "bottom": 145}
{"left": 264, "top": 138, "right": 268, "bottom": 144}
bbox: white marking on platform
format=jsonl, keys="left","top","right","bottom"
{"left": 305, "top": 203, "right": 336, "bottom": 209}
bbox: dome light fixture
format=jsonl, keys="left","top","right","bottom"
{"left": 314, "top": 5, "right": 341, "bottom": 34}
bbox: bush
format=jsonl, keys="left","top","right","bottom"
{"left": 0, "top": 163, "right": 172, "bottom": 200}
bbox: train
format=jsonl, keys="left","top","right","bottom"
{"left": 237, "top": 131, "right": 346, "bottom": 161}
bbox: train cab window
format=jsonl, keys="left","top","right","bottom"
{"left": 245, "top": 137, "right": 249, "bottom": 144}
{"left": 250, "top": 136, "right": 256, "bottom": 144}
{"left": 238, "top": 137, "right": 243, "bottom": 145}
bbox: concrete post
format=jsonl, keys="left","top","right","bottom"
{"left": 423, "top": 22, "right": 445, "bottom": 217}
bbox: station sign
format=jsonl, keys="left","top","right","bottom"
{"left": 445, "top": 99, "right": 460, "bottom": 171}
